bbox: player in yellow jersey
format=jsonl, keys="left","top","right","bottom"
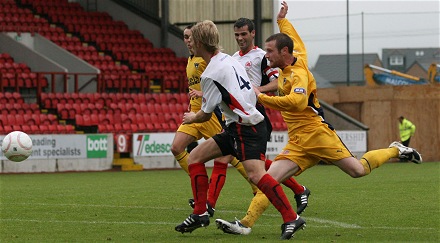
{"left": 253, "top": 1, "right": 422, "bottom": 239}
{"left": 170, "top": 24, "right": 259, "bottom": 216}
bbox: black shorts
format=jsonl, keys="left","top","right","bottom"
{"left": 256, "top": 103, "right": 272, "bottom": 141}
{"left": 212, "top": 121, "right": 267, "bottom": 161}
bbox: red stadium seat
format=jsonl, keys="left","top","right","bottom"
{"left": 137, "top": 122, "right": 147, "bottom": 132}
{"left": 75, "top": 114, "right": 84, "bottom": 126}
{"left": 105, "top": 124, "right": 115, "bottom": 133}
{"left": 15, "top": 114, "right": 25, "bottom": 125}
{"left": 65, "top": 124, "right": 75, "bottom": 134}
{"left": 48, "top": 124, "right": 58, "bottom": 133}
{"left": 12, "top": 125, "right": 22, "bottom": 132}
{"left": 39, "top": 124, "right": 49, "bottom": 134}
{"left": 58, "top": 103, "right": 70, "bottom": 120}
{"left": 6, "top": 114, "right": 16, "bottom": 125}
{"left": 90, "top": 114, "right": 99, "bottom": 125}
{"left": 21, "top": 124, "right": 31, "bottom": 134}
{"left": 114, "top": 123, "right": 123, "bottom": 133}
{"left": 3, "top": 125, "right": 13, "bottom": 134}
{"left": 98, "top": 124, "right": 108, "bottom": 133}
{"left": 122, "top": 123, "right": 132, "bottom": 133}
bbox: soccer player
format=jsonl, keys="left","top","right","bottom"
{"left": 171, "top": 24, "right": 258, "bottom": 217}
{"left": 254, "top": 1, "right": 423, "bottom": 239}
{"left": 175, "top": 20, "right": 299, "bottom": 240}
{"left": 215, "top": 17, "right": 310, "bottom": 236}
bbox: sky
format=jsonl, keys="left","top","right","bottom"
{"left": 276, "top": 0, "right": 440, "bottom": 68}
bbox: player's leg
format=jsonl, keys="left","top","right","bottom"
{"left": 175, "top": 137, "right": 224, "bottom": 233}
{"left": 334, "top": 142, "right": 422, "bottom": 177}
{"left": 205, "top": 155, "right": 233, "bottom": 216}
{"left": 265, "top": 159, "right": 310, "bottom": 214}
{"left": 399, "top": 138, "right": 411, "bottom": 162}
{"left": 246, "top": 158, "right": 304, "bottom": 240}
{"left": 171, "top": 130, "right": 198, "bottom": 175}
{"left": 215, "top": 189, "right": 269, "bottom": 235}
{"left": 186, "top": 141, "right": 198, "bottom": 153}
{"left": 236, "top": 122, "right": 301, "bottom": 240}
{"left": 266, "top": 158, "right": 307, "bottom": 240}
{"left": 230, "top": 158, "right": 259, "bottom": 194}
{"left": 192, "top": 116, "right": 232, "bottom": 215}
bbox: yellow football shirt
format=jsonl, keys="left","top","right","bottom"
{"left": 186, "top": 56, "right": 207, "bottom": 111}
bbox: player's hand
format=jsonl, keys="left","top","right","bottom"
{"left": 189, "top": 87, "right": 203, "bottom": 98}
{"left": 182, "top": 111, "right": 196, "bottom": 124}
{"left": 253, "top": 85, "right": 261, "bottom": 96}
{"left": 277, "top": 1, "right": 288, "bottom": 20}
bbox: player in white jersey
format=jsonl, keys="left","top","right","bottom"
{"left": 201, "top": 53, "right": 263, "bottom": 125}
{"left": 215, "top": 17, "right": 311, "bottom": 236}
{"left": 175, "top": 20, "right": 298, "bottom": 240}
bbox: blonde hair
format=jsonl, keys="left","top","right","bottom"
{"left": 191, "top": 20, "right": 220, "bottom": 53}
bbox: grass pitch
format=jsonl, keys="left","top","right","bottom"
{"left": 0, "top": 162, "right": 439, "bottom": 242}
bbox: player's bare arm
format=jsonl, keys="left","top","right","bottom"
{"left": 182, "top": 110, "right": 212, "bottom": 124}
{"left": 257, "top": 79, "right": 278, "bottom": 93}
{"left": 253, "top": 85, "right": 262, "bottom": 97}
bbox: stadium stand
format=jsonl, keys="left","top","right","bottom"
{"left": 0, "top": 0, "right": 285, "bottom": 138}
{"left": 15, "top": 0, "right": 187, "bottom": 93}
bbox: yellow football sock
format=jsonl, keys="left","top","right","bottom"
{"left": 175, "top": 151, "right": 190, "bottom": 175}
{"left": 360, "top": 147, "right": 399, "bottom": 175}
{"left": 230, "top": 158, "right": 259, "bottom": 194}
{"left": 240, "top": 190, "right": 271, "bottom": 228}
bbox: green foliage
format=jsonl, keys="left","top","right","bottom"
{"left": 0, "top": 162, "right": 439, "bottom": 242}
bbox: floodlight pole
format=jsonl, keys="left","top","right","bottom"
{"left": 362, "top": 11, "right": 365, "bottom": 81}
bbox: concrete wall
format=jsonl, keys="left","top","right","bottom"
{"left": 318, "top": 84, "right": 440, "bottom": 161}
{"left": 1, "top": 158, "right": 113, "bottom": 173}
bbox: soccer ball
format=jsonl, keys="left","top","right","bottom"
{"left": 1, "top": 131, "right": 33, "bottom": 162}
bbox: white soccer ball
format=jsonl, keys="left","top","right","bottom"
{"left": 1, "top": 131, "right": 33, "bottom": 162}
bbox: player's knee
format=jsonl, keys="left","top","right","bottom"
{"left": 170, "top": 143, "right": 184, "bottom": 156}
{"left": 215, "top": 155, "right": 233, "bottom": 164}
{"left": 247, "top": 175, "right": 259, "bottom": 185}
{"left": 348, "top": 168, "right": 366, "bottom": 178}
{"left": 246, "top": 172, "right": 265, "bottom": 185}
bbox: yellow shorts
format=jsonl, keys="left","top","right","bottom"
{"left": 177, "top": 113, "right": 222, "bottom": 140}
{"left": 274, "top": 122, "right": 353, "bottom": 176}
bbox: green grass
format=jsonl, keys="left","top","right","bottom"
{"left": 1, "top": 162, "right": 439, "bottom": 242}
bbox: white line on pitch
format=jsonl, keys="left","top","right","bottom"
{"left": 0, "top": 218, "right": 437, "bottom": 231}
{"left": 1, "top": 203, "right": 437, "bottom": 231}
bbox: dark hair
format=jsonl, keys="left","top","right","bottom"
{"left": 234, "top": 18, "right": 255, "bottom": 32}
{"left": 265, "top": 33, "right": 293, "bottom": 53}
{"left": 185, "top": 23, "right": 196, "bottom": 30}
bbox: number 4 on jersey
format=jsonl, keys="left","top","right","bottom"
{"left": 233, "top": 67, "right": 251, "bottom": 90}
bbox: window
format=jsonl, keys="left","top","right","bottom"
{"left": 389, "top": 55, "right": 404, "bottom": 66}
{"left": 415, "top": 51, "right": 424, "bottom": 57}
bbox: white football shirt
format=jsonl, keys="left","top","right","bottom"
{"left": 201, "top": 52, "right": 264, "bottom": 126}
{"left": 232, "top": 47, "right": 278, "bottom": 87}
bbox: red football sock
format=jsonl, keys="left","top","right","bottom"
{"left": 283, "top": 177, "right": 305, "bottom": 195}
{"left": 207, "top": 161, "right": 228, "bottom": 208}
{"left": 257, "top": 174, "right": 297, "bottom": 223}
{"left": 188, "top": 163, "right": 209, "bottom": 215}
{"left": 265, "top": 159, "right": 304, "bottom": 195}
{"left": 264, "top": 158, "right": 273, "bottom": 170}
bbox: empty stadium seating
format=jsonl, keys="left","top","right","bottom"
{"left": 0, "top": 91, "right": 76, "bottom": 135}
{"left": 0, "top": 1, "right": 287, "bottom": 137}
